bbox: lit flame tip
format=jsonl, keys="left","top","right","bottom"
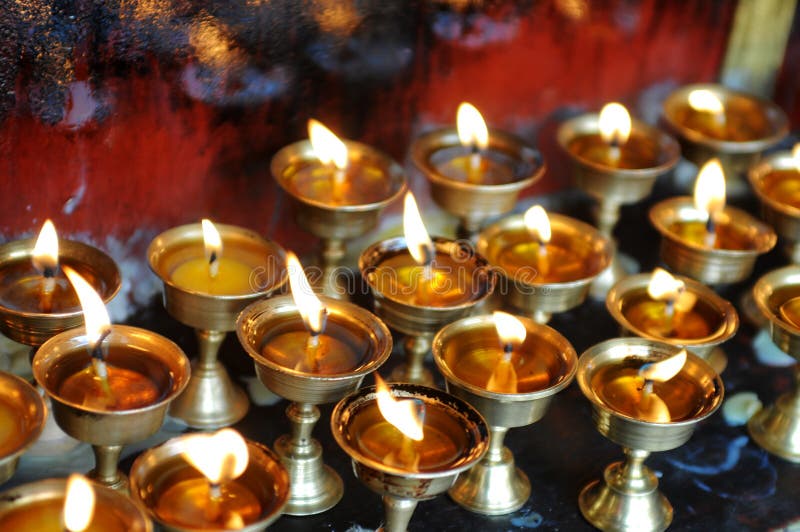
{"left": 792, "top": 143, "right": 800, "bottom": 162}
{"left": 375, "top": 374, "right": 424, "bottom": 441}
{"left": 688, "top": 89, "right": 724, "bottom": 114}
{"left": 32, "top": 219, "right": 59, "bottom": 273}
{"left": 647, "top": 268, "right": 685, "bottom": 301}
{"left": 308, "top": 118, "right": 348, "bottom": 170}
{"left": 523, "top": 205, "right": 552, "bottom": 245}
{"left": 63, "top": 473, "right": 95, "bottom": 532}
{"left": 286, "top": 252, "right": 326, "bottom": 334}
{"left": 63, "top": 266, "right": 111, "bottom": 348}
{"left": 639, "top": 349, "right": 687, "bottom": 382}
{"left": 693, "top": 158, "right": 726, "bottom": 218}
{"left": 403, "top": 192, "right": 435, "bottom": 266}
{"left": 493, "top": 311, "right": 527, "bottom": 346}
{"left": 598, "top": 102, "right": 632, "bottom": 146}
{"left": 181, "top": 428, "right": 249, "bottom": 485}
{"left": 456, "top": 102, "right": 489, "bottom": 150}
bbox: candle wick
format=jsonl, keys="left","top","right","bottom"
{"left": 704, "top": 215, "right": 717, "bottom": 248}
{"left": 43, "top": 266, "right": 57, "bottom": 279}
{"left": 502, "top": 343, "right": 514, "bottom": 363}
{"left": 642, "top": 379, "right": 654, "bottom": 396}
{"left": 208, "top": 252, "right": 219, "bottom": 279}
{"left": 209, "top": 482, "right": 222, "bottom": 501}
{"left": 91, "top": 328, "right": 111, "bottom": 361}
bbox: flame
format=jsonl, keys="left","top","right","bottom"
{"left": 403, "top": 192, "right": 435, "bottom": 266}
{"left": 693, "top": 159, "right": 726, "bottom": 220}
{"left": 647, "top": 268, "right": 685, "bottom": 301}
{"left": 375, "top": 374, "right": 424, "bottom": 441}
{"left": 308, "top": 119, "right": 348, "bottom": 170}
{"left": 793, "top": 143, "right": 800, "bottom": 169}
{"left": 286, "top": 252, "right": 326, "bottom": 334}
{"left": 456, "top": 102, "right": 489, "bottom": 150}
{"left": 182, "top": 429, "right": 249, "bottom": 485}
{"left": 32, "top": 219, "right": 59, "bottom": 274}
{"left": 63, "top": 266, "right": 111, "bottom": 350}
{"left": 598, "top": 103, "right": 632, "bottom": 146}
{"left": 639, "top": 349, "right": 687, "bottom": 382}
{"left": 493, "top": 311, "right": 527, "bottom": 346}
{"left": 63, "top": 474, "right": 95, "bottom": 532}
{"left": 688, "top": 89, "right": 724, "bottom": 115}
{"left": 523, "top": 205, "right": 552, "bottom": 245}
{"left": 201, "top": 219, "right": 222, "bottom": 278}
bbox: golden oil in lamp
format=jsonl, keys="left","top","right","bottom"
{"left": 650, "top": 158, "right": 776, "bottom": 284}
{"left": 749, "top": 143, "right": 800, "bottom": 263}
{"left": 662, "top": 84, "right": 788, "bottom": 195}
{"left": 130, "top": 428, "right": 290, "bottom": 531}
{"left": 607, "top": 269, "right": 738, "bottom": 367}
{"left": 411, "top": 102, "right": 545, "bottom": 238}
{"left": 33, "top": 268, "right": 190, "bottom": 492}
{"left": 0, "top": 371, "right": 46, "bottom": 484}
{"left": 271, "top": 119, "right": 406, "bottom": 298}
{"left": 0, "top": 219, "right": 121, "bottom": 358}
{"left": 477, "top": 204, "right": 612, "bottom": 323}
{"left": 148, "top": 219, "right": 287, "bottom": 429}
{"left": 577, "top": 339, "right": 723, "bottom": 531}
{"left": 331, "top": 377, "right": 489, "bottom": 532}
{"left": 359, "top": 192, "right": 495, "bottom": 384}
{"left": 432, "top": 311, "right": 577, "bottom": 514}
{"left": 748, "top": 265, "right": 800, "bottom": 462}
{"left": 236, "top": 252, "right": 392, "bottom": 515}
{"left": 0, "top": 474, "right": 152, "bottom": 531}
{"left": 557, "top": 102, "right": 680, "bottom": 297}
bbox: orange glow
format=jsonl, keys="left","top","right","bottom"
{"left": 201, "top": 219, "right": 222, "bottom": 278}
{"left": 523, "top": 205, "right": 551, "bottom": 245}
{"left": 375, "top": 374, "right": 424, "bottom": 441}
{"left": 32, "top": 219, "right": 58, "bottom": 274}
{"left": 693, "top": 159, "right": 726, "bottom": 221}
{"left": 286, "top": 252, "right": 326, "bottom": 335}
{"left": 688, "top": 89, "right": 724, "bottom": 115}
{"left": 181, "top": 429, "right": 249, "bottom": 485}
{"left": 63, "top": 266, "right": 111, "bottom": 350}
{"left": 308, "top": 119, "right": 348, "bottom": 170}
{"left": 793, "top": 143, "right": 800, "bottom": 170}
{"left": 639, "top": 349, "right": 687, "bottom": 382}
{"left": 456, "top": 102, "right": 489, "bottom": 150}
{"left": 63, "top": 474, "right": 95, "bottom": 532}
{"left": 647, "top": 268, "right": 684, "bottom": 301}
{"left": 403, "top": 192, "right": 435, "bottom": 266}
{"left": 598, "top": 103, "right": 632, "bottom": 146}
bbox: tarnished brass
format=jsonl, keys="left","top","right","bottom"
{"left": 432, "top": 315, "right": 576, "bottom": 515}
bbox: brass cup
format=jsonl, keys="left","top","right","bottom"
{"left": 662, "top": 83, "right": 788, "bottom": 192}
{"left": 0, "top": 237, "right": 121, "bottom": 347}
{"left": 0, "top": 478, "right": 152, "bottom": 531}
{"left": 237, "top": 294, "right": 392, "bottom": 516}
{"left": 411, "top": 128, "right": 545, "bottom": 238}
{"left": 606, "top": 273, "right": 739, "bottom": 360}
{"left": 749, "top": 150, "right": 800, "bottom": 263}
{"left": 577, "top": 338, "right": 723, "bottom": 532}
{"left": 148, "top": 222, "right": 288, "bottom": 429}
{"left": 359, "top": 236, "right": 496, "bottom": 385}
{"left": 477, "top": 213, "right": 612, "bottom": 323}
{"left": 271, "top": 139, "right": 406, "bottom": 299}
{"left": 331, "top": 383, "right": 489, "bottom": 532}
{"left": 432, "top": 315, "right": 577, "bottom": 515}
{"left": 0, "top": 371, "right": 46, "bottom": 485}
{"left": 749, "top": 265, "right": 800, "bottom": 462}
{"left": 33, "top": 325, "right": 190, "bottom": 492}
{"left": 649, "top": 197, "right": 776, "bottom": 285}
{"left": 557, "top": 113, "right": 680, "bottom": 298}
{"left": 130, "top": 436, "right": 290, "bottom": 532}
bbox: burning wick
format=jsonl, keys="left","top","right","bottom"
{"left": 693, "top": 158, "right": 726, "bottom": 249}
{"left": 375, "top": 374, "right": 424, "bottom": 471}
{"left": 598, "top": 102, "right": 632, "bottom": 167}
{"left": 286, "top": 251, "right": 328, "bottom": 372}
{"left": 63, "top": 473, "right": 95, "bottom": 532}
{"left": 201, "top": 219, "right": 222, "bottom": 279}
{"left": 403, "top": 192, "right": 437, "bottom": 305}
{"left": 636, "top": 349, "right": 687, "bottom": 423}
{"left": 63, "top": 265, "right": 114, "bottom": 404}
{"left": 523, "top": 204, "right": 551, "bottom": 279}
{"left": 32, "top": 219, "right": 59, "bottom": 313}
{"left": 457, "top": 102, "right": 489, "bottom": 177}
{"left": 486, "top": 311, "right": 526, "bottom": 394}
{"left": 309, "top": 119, "right": 349, "bottom": 204}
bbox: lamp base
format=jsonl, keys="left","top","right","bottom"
{"left": 448, "top": 446, "right": 530, "bottom": 515}
{"left": 578, "top": 449, "right": 672, "bottom": 532}
{"left": 168, "top": 358, "right": 249, "bottom": 429}
{"left": 389, "top": 335, "right": 434, "bottom": 386}
{"left": 748, "top": 389, "right": 800, "bottom": 463}
{"left": 274, "top": 434, "right": 344, "bottom": 515}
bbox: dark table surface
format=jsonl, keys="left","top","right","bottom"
{"left": 9, "top": 160, "right": 800, "bottom": 531}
